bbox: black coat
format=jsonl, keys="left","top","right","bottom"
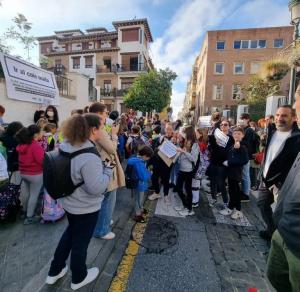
{"left": 263, "top": 122, "right": 300, "bottom": 188}
{"left": 227, "top": 144, "right": 249, "bottom": 181}
{"left": 241, "top": 126, "right": 260, "bottom": 159}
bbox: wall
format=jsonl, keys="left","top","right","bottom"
{"left": 0, "top": 72, "right": 90, "bottom": 126}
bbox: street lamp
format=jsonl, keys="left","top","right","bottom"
{"left": 288, "top": 0, "right": 300, "bottom": 105}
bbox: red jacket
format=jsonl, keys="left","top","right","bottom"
{"left": 17, "top": 140, "right": 44, "bottom": 175}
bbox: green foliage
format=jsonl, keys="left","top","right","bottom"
{"left": 5, "top": 13, "right": 36, "bottom": 61}
{"left": 124, "top": 68, "right": 177, "bottom": 113}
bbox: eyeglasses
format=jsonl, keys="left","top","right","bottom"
{"left": 220, "top": 123, "right": 229, "bottom": 126}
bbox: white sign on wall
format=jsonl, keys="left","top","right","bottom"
{"left": 0, "top": 53, "right": 59, "bottom": 105}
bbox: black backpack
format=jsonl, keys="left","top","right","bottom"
{"left": 125, "top": 164, "right": 139, "bottom": 189}
{"left": 43, "top": 147, "right": 100, "bottom": 200}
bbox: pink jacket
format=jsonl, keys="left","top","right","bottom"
{"left": 17, "top": 140, "right": 44, "bottom": 175}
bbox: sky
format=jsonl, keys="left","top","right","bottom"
{"left": 0, "top": 0, "right": 291, "bottom": 117}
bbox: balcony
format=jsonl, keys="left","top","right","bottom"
{"left": 100, "top": 88, "right": 116, "bottom": 97}
{"left": 117, "top": 63, "right": 148, "bottom": 72}
{"left": 96, "top": 65, "right": 114, "bottom": 73}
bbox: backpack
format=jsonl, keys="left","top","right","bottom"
{"left": 43, "top": 147, "right": 100, "bottom": 200}
{"left": 125, "top": 164, "right": 139, "bottom": 189}
{"left": 129, "top": 136, "right": 145, "bottom": 156}
{"left": 41, "top": 192, "right": 65, "bottom": 223}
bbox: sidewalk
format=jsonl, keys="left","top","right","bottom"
{"left": 0, "top": 187, "right": 135, "bottom": 292}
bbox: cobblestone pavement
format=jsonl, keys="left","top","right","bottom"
{"left": 196, "top": 190, "right": 275, "bottom": 292}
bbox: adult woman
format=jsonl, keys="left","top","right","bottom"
{"left": 208, "top": 119, "right": 234, "bottom": 207}
{"left": 16, "top": 125, "right": 44, "bottom": 224}
{"left": 174, "top": 125, "right": 199, "bottom": 216}
{"left": 88, "top": 102, "right": 125, "bottom": 240}
{"left": 45, "top": 105, "right": 59, "bottom": 127}
{"left": 46, "top": 114, "right": 113, "bottom": 290}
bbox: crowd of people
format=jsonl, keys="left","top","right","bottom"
{"left": 0, "top": 88, "right": 300, "bottom": 291}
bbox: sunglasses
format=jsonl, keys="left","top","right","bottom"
{"left": 221, "top": 123, "right": 229, "bottom": 126}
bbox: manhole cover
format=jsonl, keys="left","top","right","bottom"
{"left": 132, "top": 216, "right": 178, "bottom": 253}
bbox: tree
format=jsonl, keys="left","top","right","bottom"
{"left": 5, "top": 13, "right": 36, "bottom": 61}
{"left": 124, "top": 68, "right": 177, "bottom": 113}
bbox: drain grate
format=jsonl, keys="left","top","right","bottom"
{"left": 132, "top": 216, "right": 178, "bottom": 253}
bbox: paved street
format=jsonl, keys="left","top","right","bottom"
{"left": 0, "top": 185, "right": 274, "bottom": 292}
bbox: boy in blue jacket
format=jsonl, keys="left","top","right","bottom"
{"left": 127, "top": 145, "right": 154, "bottom": 222}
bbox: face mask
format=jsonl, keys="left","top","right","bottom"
{"left": 251, "top": 127, "right": 255, "bottom": 131}
{"left": 238, "top": 119, "right": 246, "bottom": 126}
{"left": 47, "top": 111, "right": 54, "bottom": 118}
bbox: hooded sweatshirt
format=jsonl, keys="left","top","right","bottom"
{"left": 60, "top": 140, "right": 113, "bottom": 215}
{"left": 17, "top": 140, "right": 44, "bottom": 175}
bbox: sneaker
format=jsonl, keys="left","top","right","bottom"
{"left": 231, "top": 210, "right": 244, "bottom": 220}
{"left": 46, "top": 266, "right": 68, "bottom": 285}
{"left": 101, "top": 232, "right": 115, "bottom": 240}
{"left": 178, "top": 208, "right": 195, "bottom": 217}
{"left": 23, "top": 216, "right": 40, "bottom": 225}
{"left": 71, "top": 267, "right": 99, "bottom": 290}
{"left": 148, "top": 193, "right": 161, "bottom": 201}
{"left": 164, "top": 195, "right": 171, "bottom": 205}
{"left": 219, "top": 208, "right": 233, "bottom": 216}
{"left": 174, "top": 205, "right": 184, "bottom": 211}
{"left": 240, "top": 193, "right": 250, "bottom": 202}
{"left": 192, "top": 202, "right": 199, "bottom": 208}
{"left": 209, "top": 199, "right": 217, "bottom": 207}
{"left": 259, "top": 230, "right": 272, "bottom": 241}
{"left": 134, "top": 215, "right": 146, "bottom": 223}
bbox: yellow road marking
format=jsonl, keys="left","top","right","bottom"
{"left": 108, "top": 213, "right": 150, "bottom": 292}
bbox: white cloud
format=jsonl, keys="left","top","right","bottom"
{"left": 151, "top": 0, "right": 291, "bottom": 118}
{"left": 170, "top": 89, "right": 185, "bottom": 119}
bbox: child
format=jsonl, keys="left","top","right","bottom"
{"left": 43, "top": 123, "right": 58, "bottom": 151}
{"left": 126, "top": 145, "right": 154, "bottom": 222}
{"left": 220, "top": 127, "right": 248, "bottom": 220}
{"left": 125, "top": 125, "right": 145, "bottom": 157}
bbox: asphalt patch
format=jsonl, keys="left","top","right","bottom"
{"left": 132, "top": 216, "right": 178, "bottom": 253}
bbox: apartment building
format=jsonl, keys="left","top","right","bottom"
{"left": 37, "top": 18, "right": 154, "bottom": 112}
{"left": 183, "top": 26, "right": 293, "bottom": 122}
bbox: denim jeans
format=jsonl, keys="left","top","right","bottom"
{"left": 241, "top": 161, "right": 250, "bottom": 196}
{"left": 134, "top": 189, "right": 144, "bottom": 215}
{"left": 267, "top": 230, "right": 300, "bottom": 292}
{"left": 48, "top": 211, "right": 99, "bottom": 284}
{"left": 210, "top": 164, "right": 228, "bottom": 203}
{"left": 93, "top": 189, "right": 117, "bottom": 237}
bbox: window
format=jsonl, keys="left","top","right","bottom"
{"left": 122, "top": 28, "right": 139, "bottom": 42}
{"left": 82, "top": 42, "right": 89, "bottom": 50}
{"left": 85, "top": 56, "right": 93, "bottom": 68}
{"left": 234, "top": 62, "right": 244, "bottom": 74}
{"left": 212, "top": 84, "right": 223, "bottom": 100}
{"left": 216, "top": 41, "right": 225, "bottom": 50}
{"left": 214, "top": 63, "right": 224, "bottom": 74}
{"left": 72, "top": 57, "right": 80, "bottom": 69}
{"left": 250, "top": 40, "right": 258, "bottom": 49}
{"left": 274, "top": 39, "right": 284, "bottom": 48}
{"left": 234, "top": 40, "right": 241, "bottom": 49}
{"left": 258, "top": 40, "right": 266, "bottom": 48}
{"left": 103, "top": 58, "right": 111, "bottom": 70}
{"left": 241, "top": 40, "right": 249, "bottom": 49}
{"left": 232, "top": 84, "right": 243, "bottom": 100}
{"left": 250, "top": 62, "right": 261, "bottom": 74}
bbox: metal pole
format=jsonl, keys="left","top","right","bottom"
{"left": 289, "top": 21, "right": 300, "bottom": 105}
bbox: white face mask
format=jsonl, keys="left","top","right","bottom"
{"left": 47, "top": 111, "right": 54, "bottom": 118}
{"left": 251, "top": 126, "right": 255, "bottom": 131}
{"left": 238, "top": 119, "right": 246, "bottom": 126}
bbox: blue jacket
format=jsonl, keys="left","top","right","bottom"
{"left": 127, "top": 157, "right": 151, "bottom": 192}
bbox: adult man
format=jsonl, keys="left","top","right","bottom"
{"left": 89, "top": 102, "right": 125, "bottom": 240}
{"left": 267, "top": 86, "right": 300, "bottom": 292}
{"left": 238, "top": 113, "right": 260, "bottom": 201}
{"left": 258, "top": 105, "right": 300, "bottom": 241}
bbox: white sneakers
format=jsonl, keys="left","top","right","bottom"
{"left": 174, "top": 205, "right": 184, "bottom": 212}
{"left": 71, "top": 267, "right": 99, "bottom": 290}
{"left": 148, "top": 193, "right": 161, "bottom": 201}
{"left": 46, "top": 266, "right": 99, "bottom": 290}
{"left": 101, "top": 232, "right": 115, "bottom": 240}
{"left": 178, "top": 208, "right": 195, "bottom": 217}
{"left": 231, "top": 210, "right": 244, "bottom": 220}
{"left": 219, "top": 208, "right": 233, "bottom": 216}
{"left": 46, "top": 266, "right": 68, "bottom": 285}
